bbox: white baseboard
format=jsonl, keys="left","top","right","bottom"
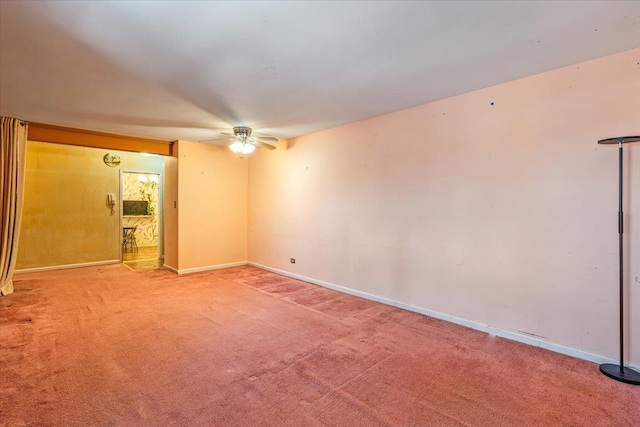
{"left": 248, "top": 262, "right": 640, "bottom": 371}
{"left": 172, "top": 261, "right": 248, "bottom": 275}
{"left": 15, "top": 259, "right": 121, "bottom": 274}
{"left": 163, "top": 264, "right": 178, "bottom": 273}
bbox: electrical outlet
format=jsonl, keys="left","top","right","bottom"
{"left": 290, "top": 258, "right": 295, "bottom": 264}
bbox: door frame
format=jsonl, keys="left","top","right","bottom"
{"left": 119, "top": 169, "right": 164, "bottom": 262}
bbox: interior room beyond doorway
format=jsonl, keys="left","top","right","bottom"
{"left": 122, "top": 171, "right": 163, "bottom": 271}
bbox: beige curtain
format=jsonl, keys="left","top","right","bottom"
{"left": 1, "top": 117, "right": 28, "bottom": 296}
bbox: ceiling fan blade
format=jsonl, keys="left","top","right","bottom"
{"left": 202, "top": 128, "right": 277, "bottom": 149}
{"left": 252, "top": 140, "right": 276, "bottom": 150}
{"left": 254, "top": 136, "right": 279, "bottom": 142}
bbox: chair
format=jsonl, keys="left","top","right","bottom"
{"left": 122, "top": 226, "right": 138, "bottom": 252}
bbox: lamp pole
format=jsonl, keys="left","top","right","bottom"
{"left": 597, "top": 135, "right": 640, "bottom": 385}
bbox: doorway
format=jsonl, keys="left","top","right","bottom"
{"left": 120, "top": 171, "right": 163, "bottom": 270}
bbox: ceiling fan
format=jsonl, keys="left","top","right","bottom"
{"left": 200, "top": 126, "right": 278, "bottom": 155}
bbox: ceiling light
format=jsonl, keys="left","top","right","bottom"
{"left": 229, "top": 141, "right": 255, "bottom": 155}
{"left": 229, "top": 141, "right": 244, "bottom": 153}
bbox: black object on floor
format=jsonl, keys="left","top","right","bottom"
{"left": 596, "top": 135, "right": 640, "bottom": 386}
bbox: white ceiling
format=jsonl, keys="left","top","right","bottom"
{"left": 1, "top": 1, "right": 639, "bottom": 143}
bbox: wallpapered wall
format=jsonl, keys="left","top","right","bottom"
{"left": 123, "top": 172, "right": 159, "bottom": 247}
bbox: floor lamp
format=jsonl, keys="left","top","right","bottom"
{"left": 597, "top": 135, "right": 640, "bottom": 385}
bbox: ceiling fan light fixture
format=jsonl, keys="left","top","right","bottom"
{"left": 229, "top": 141, "right": 243, "bottom": 153}
{"left": 201, "top": 127, "right": 277, "bottom": 152}
{"left": 242, "top": 143, "right": 256, "bottom": 154}
{"left": 229, "top": 140, "right": 255, "bottom": 155}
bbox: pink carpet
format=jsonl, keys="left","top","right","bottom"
{"left": 1, "top": 264, "right": 638, "bottom": 426}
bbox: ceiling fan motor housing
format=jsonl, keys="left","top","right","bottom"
{"left": 233, "top": 126, "right": 252, "bottom": 138}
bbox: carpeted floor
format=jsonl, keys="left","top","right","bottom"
{"left": 1, "top": 265, "right": 638, "bottom": 426}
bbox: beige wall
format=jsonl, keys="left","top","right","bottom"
{"left": 163, "top": 149, "right": 179, "bottom": 270}
{"left": 166, "top": 140, "right": 248, "bottom": 272}
{"left": 248, "top": 48, "right": 640, "bottom": 364}
{"left": 17, "top": 142, "right": 163, "bottom": 269}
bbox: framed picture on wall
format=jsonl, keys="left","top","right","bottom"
{"left": 103, "top": 153, "right": 121, "bottom": 167}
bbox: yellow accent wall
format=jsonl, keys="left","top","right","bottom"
{"left": 16, "top": 142, "right": 163, "bottom": 270}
